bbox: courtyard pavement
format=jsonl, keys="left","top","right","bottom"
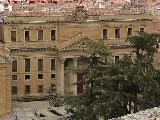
{"left": 0, "top": 100, "right": 61, "bottom": 120}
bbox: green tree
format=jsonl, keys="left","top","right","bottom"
{"left": 61, "top": 33, "right": 160, "bottom": 120}
{"left": 126, "top": 32, "right": 160, "bottom": 110}
{"left": 61, "top": 41, "right": 129, "bottom": 120}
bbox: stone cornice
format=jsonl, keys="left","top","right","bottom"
{"left": 10, "top": 47, "right": 57, "bottom": 52}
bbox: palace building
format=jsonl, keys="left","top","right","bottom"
{"left": 0, "top": 6, "right": 156, "bottom": 100}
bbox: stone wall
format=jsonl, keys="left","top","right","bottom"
{"left": 0, "top": 63, "right": 11, "bottom": 116}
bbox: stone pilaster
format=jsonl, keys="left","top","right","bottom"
{"left": 72, "top": 57, "right": 78, "bottom": 95}
{"left": 56, "top": 58, "right": 65, "bottom": 96}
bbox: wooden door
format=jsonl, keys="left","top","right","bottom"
{"left": 77, "top": 74, "right": 83, "bottom": 94}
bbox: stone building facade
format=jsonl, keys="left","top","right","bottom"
{"left": 0, "top": 7, "right": 156, "bottom": 98}
{"left": 0, "top": 46, "right": 12, "bottom": 116}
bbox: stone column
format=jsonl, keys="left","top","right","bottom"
{"left": 56, "top": 58, "right": 65, "bottom": 96}
{"left": 72, "top": 57, "right": 77, "bottom": 95}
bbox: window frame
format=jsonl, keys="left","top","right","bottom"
{"left": 38, "top": 73, "right": 43, "bottom": 80}
{"left": 115, "top": 28, "right": 120, "bottom": 39}
{"left": 139, "top": 27, "right": 145, "bottom": 33}
{"left": 24, "top": 74, "right": 30, "bottom": 80}
{"left": 37, "top": 85, "right": 43, "bottom": 93}
{"left": 51, "top": 74, "right": 56, "bottom": 79}
{"left": 102, "top": 28, "right": 108, "bottom": 39}
{"left": 25, "top": 85, "right": 31, "bottom": 94}
{"left": 38, "top": 58, "right": 43, "bottom": 72}
{"left": 25, "top": 58, "right": 30, "bottom": 73}
{"left": 12, "top": 74, "right": 17, "bottom": 80}
{"left": 51, "top": 30, "right": 56, "bottom": 41}
{"left": 12, "top": 86, "right": 17, "bottom": 95}
{"left": 12, "top": 60, "right": 17, "bottom": 72}
{"left": 11, "top": 31, "right": 17, "bottom": 42}
{"left": 127, "top": 27, "right": 133, "bottom": 37}
{"left": 114, "top": 55, "right": 120, "bottom": 63}
{"left": 24, "top": 30, "right": 30, "bottom": 42}
{"left": 37, "top": 29, "right": 43, "bottom": 41}
{"left": 51, "top": 59, "right": 56, "bottom": 71}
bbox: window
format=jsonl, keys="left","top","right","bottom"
{"left": 64, "top": 59, "right": 69, "bottom": 68}
{"left": 38, "top": 30, "right": 43, "bottom": 41}
{"left": 25, "top": 59, "right": 30, "bottom": 72}
{"left": 12, "top": 60, "right": 17, "bottom": 72}
{"left": 115, "top": 28, "right": 120, "bottom": 38}
{"left": 38, "top": 59, "right": 43, "bottom": 72}
{"left": 127, "top": 28, "right": 132, "bottom": 37}
{"left": 51, "top": 59, "right": 55, "bottom": 71}
{"left": 12, "top": 75, "right": 17, "bottom": 80}
{"left": 12, "top": 86, "right": 17, "bottom": 95}
{"left": 37, "top": 85, "right": 43, "bottom": 93}
{"left": 25, "top": 85, "right": 30, "bottom": 94}
{"left": 25, "top": 31, "right": 30, "bottom": 42}
{"left": 25, "top": 75, "right": 30, "bottom": 80}
{"left": 103, "top": 29, "right": 108, "bottom": 39}
{"left": 140, "top": 27, "right": 144, "bottom": 33}
{"left": 38, "top": 74, "right": 43, "bottom": 79}
{"left": 51, "top": 30, "right": 56, "bottom": 40}
{"left": 11, "top": 31, "right": 16, "bottom": 42}
{"left": 51, "top": 74, "right": 56, "bottom": 79}
{"left": 114, "top": 56, "right": 119, "bottom": 63}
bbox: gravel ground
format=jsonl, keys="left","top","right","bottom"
{"left": 111, "top": 106, "right": 160, "bottom": 120}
